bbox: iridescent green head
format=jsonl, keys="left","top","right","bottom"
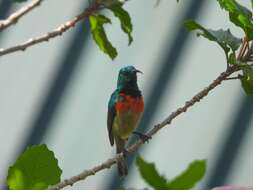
{"left": 117, "top": 66, "right": 142, "bottom": 89}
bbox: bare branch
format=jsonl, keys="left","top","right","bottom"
{"left": 47, "top": 65, "right": 240, "bottom": 190}
{"left": 0, "top": 2, "right": 100, "bottom": 56}
{"left": 0, "top": 0, "right": 43, "bottom": 32}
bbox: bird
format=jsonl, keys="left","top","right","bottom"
{"left": 107, "top": 66, "right": 144, "bottom": 176}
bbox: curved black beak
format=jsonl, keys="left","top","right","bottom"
{"left": 135, "top": 69, "right": 143, "bottom": 74}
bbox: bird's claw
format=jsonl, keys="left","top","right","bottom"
{"left": 133, "top": 131, "right": 152, "bottom": 143}
{"left": 122, "top": 148, "right": 129, "bottom": 158}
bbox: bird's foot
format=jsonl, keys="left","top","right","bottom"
{"left": 133, "top": 131, "right": 152, "bottom": 143}
{"left": 122, "top": 148, "right": 129, "bottom": 158}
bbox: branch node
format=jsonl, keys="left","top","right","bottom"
{"left": 0, "top": 0, "right": 43, "bottom": 32}
{"left": 90, "top": 170, "right": 96, "bottom": 175}
{"left": 0, "top": 1, "right": 102, "bottom": 56}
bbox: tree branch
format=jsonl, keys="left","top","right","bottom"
{"left": 0, "top": 2, "right": 100, "bottom": 56}
{"left": 47, "top": 65, "right": 240, "bottom": 190}
{"left": 224, "top": 74, "right": 243, "bottom": 81}
{"left": 0, "top": 0, "right": 43, "bottom": 32}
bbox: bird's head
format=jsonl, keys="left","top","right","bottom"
{"left": 117, "top": 66, "right": 142, "bottom": 89}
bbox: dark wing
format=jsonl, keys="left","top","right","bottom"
{"left": 107, "top": 90, "right": 117, "bottom": 146}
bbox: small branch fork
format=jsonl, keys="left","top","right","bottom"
{"left": 237, "top": 36, "right": 253, "bottom": 62}
{"left": 224, "top": 36, "right": 253, "bottom": 81}
{"left": 0, "top": 0, "right": 43, "bottom": 32}
{"left": 47, "top": 65, "right": 239, "bottom": 190}
{"left": 0, "top": 2, "right": 100, "bottom": 56}
{"left": 224, "top": 74, "right": 243, "bottom": 81}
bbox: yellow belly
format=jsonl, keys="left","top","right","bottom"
{"left": 112, "top": 110, "right": 142, "bottom": 140}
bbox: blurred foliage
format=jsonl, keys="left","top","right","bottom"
{"left": 167, "top": 160, "right": 206, "bottom": 190}
{"left": 119, "top": 156, "right": 206, "bottom": 190}
{"left": 136, "top": 156, "right": 168, "bottom": 190}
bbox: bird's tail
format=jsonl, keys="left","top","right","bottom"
{"left": 117, "top": 157, "right": 128, "bottom": 176}
{"left": 116, "top": 138, "right": 128, "bottom": 176}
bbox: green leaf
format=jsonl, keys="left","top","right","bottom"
{"left": 228, "top": 52, "right": 237, "bottom": 64}
{"left": 89, "top": 15, "right": 117, "bottom": 60}
{"left": 184, "top": 20, "right": 241, "bottom": 60}
{"left": 7, "top": 144, "right": 62, "bottom": 190}
{"left": 217, "top": 0, "right": 253, "bottom": 39}
{"left": 242, "top": 77, "right": 253, "bottom": 95}
{"left": 240, "top": 65, "right": 253, "bottom": 96}
{"left": 241, "top": 65, "right": 253, "bottom": 80}
{"left": 108, "top": 4, "right": 133, "bottom": 45}
{"left": 208, "top": 29, "right": 241, "bottom": 52}
{"left": 136, "top": 156, "right": 168, "bottom": 190}
{"left": 167, "top": 160, "right": 206, "bottom": 190}
{"left": 241, "top": 78, "right": 253, "bottom": 96}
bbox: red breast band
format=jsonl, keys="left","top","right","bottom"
{"left": 115, "top": 93, "right": 144, "bottom": 113}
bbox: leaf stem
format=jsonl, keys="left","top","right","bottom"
{"left": 237, "top": 37, "right": 249, "bottom": 61}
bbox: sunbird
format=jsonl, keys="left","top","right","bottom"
{"left": 107, "top": 66, "right": 144, "bottom": 176}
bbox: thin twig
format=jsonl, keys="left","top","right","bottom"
{"left": 47, "top": 65, "right": 239, "bottom": 190}
{"left": 0, "top": 0, "right": 43, "bottom": 32}
{"left": 0, "top": 2, "right": 100, "bottom": 56}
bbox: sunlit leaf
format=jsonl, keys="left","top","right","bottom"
{"left": 7, "top": 144, "right": 62, "bottom": 190}
{"left": 217, "top": 0, "right": 253, "bottom": 39}
{"left": 89, "top": 15, "right": 117, "bottom": 60}
{"left": 108, "top": 4, "right": 133, "bottom": 45}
